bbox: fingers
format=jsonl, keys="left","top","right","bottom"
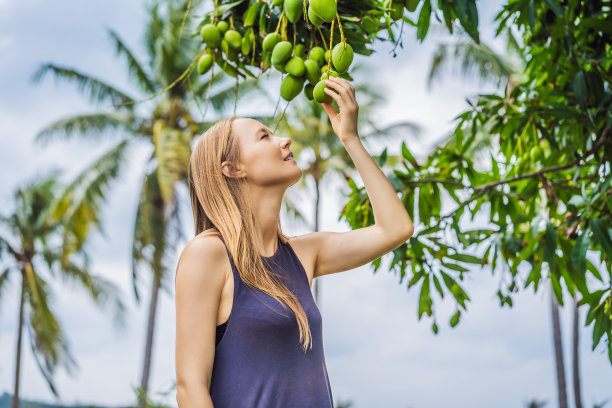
{"left": 324, "top": 77, "right": 357, "bottom": 110}
{"left": 321, "top": 101, "right": 337, "bottom": 117}
{"left": 323, "top": 84, "right": 343, "bottom": 104}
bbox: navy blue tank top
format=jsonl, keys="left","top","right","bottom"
{"left": 210, "top": 234, "right": 334, "bottom": 408}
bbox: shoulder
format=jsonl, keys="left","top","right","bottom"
{"left": 175, "top": 229, "right": 228, "bottom": 284}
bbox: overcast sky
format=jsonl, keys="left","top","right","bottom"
{"left": 1, "top": 0, "right": 610, "bottom": 407}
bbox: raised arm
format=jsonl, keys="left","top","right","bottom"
{"left": 310, "top": 76, "right": 414, "bottom": 278}
{"left": 175, "top": 235, "right": 227, "bottom": 407}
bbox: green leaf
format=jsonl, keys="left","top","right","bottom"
{"left": 242, "top": 1, "right": 262, "bottom": 26}
{"left": 450, "top": 309, "right": 461, "bottom": 327}
{"left": 441, "top": 261, "right": 469, "bottom": 273}
{"left": 528, "top": 0, "right": 536, "bottom": 30}
{"left": 573, "top": 70, "right": 587, "bottom": 109}
{"left": 418, "top": 273, "right": 432, "bottom": 318}
{"left": 591, "top": 218, "right": 612, "bottom": 265}
{"left": 570, "top": 226, "right": 590, "bottom": 276}
{"left": 544, "top": 222, "right": 557, "bottom": 268}
{"left": 551, "top": 269, "right": 564, "bottom": 306}
{"left": 542, "top": 0, "right": 563, "bottom": 16}
{"left": 401, "top": 141, "right": 419, "bottom": 168}
{"left": 416, "top": 0, "right": 431, "bottom": 41}
{"left": 445, "top": 252, "right": 483, "bottom": 264}
{"left": 378, "top": 147, "right": 388, "bottom": 166}
{"left": 432, "top": 274, "right": 444, "bottom": 298}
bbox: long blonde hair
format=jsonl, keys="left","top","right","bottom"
{"left": 188, "top": 116, "right": 313, "bottom": 353}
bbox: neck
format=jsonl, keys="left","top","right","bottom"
{"left": 248, "top": 186, "right": 283, "bottom": 256}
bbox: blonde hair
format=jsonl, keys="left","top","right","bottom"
{"left": 188, "top": 116, "right": 313, "bottom": 353}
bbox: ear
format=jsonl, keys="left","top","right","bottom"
{"left": 221, "top": 161, "right": 245, "bottom": 179}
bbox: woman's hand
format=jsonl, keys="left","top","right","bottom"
{"left": 321, "top": 77, "right": 360, "bottom": 144}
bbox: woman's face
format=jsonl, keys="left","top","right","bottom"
{"left": 223, "top": 118, "right": 302, "bottom": 188}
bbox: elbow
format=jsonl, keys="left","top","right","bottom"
{"left": 176, "top": 381, "right": 214, "bottom": 408}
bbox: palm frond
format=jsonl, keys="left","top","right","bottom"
{"left": 34, "top": 111, "right": 136, "bottom": 146}
{"left": 45, "top": 140, "right": 131, "bottom": 267}
{"left": 24, "top": 263, "right": 79, "bottom": 394}
{"left": 107, "top": 28, "right": 157, "bottom": 94}
{"left": 31, "top": 63, "right": 136, "bottom": 108}
{"left": 153, "top": 121, "right": 192, "bottom": 205}
{"left": 131, "top": 170, "right": 168, "bottom": 304}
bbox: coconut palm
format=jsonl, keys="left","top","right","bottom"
{"left": 0, "top": 169, "right": 127, "bottom": 408}
{"left": 275, "top": 62, "right": 421, "bottom": 305}
{"left": 425, "top": 23, "right": 581, "bottom": 408}
{"left": 30, "top": 0, "right": 268, "bottom": 405}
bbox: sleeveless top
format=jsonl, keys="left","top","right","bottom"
{"left": 210, "top": 234, "right": 334, "bottom": 408}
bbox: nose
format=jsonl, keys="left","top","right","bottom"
{"left": 281, "top": 137, "right": 291, "bottom": 148}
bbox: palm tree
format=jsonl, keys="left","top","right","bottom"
{"left": 0, "top": 170, "right": 127, "bottom": 408}
{"left": 276, "top": 62, "right": 421, "bottom": 305}
{"left": 30, "top": 0, "right": 267, "bottom": 405}
{"left": 425, "top": 23, "right": 581, "bottom": 408}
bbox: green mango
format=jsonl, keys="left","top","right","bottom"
{"left": 285, "top": 56, "right": 306, "bottom": 77}
{"left": 294, "top": 44, "right": 305, "bottom": 58}
{"left": 284, "top": 0, "right": 302, "bottom": 23}
{"left": 313, "top": 79, "right": 333, "bottom": 103}
{"left": 308, "top": 46, "right": 325, "bottom": 66}
{"left": 405, "top": 0, "right": 419, "bottom": 12}
{"left": 197, "top": 53, "right": 213, "bottom": 75}
{"left": 331, "top": 42, "right": 353, "bottom": 73}
{"left": 304, "top": 59, "right": 320, "bottom": 84}
{"left": 263, "top": 32, "right": 282, "bottom": 52}
{"left": 221, "top": 39, "right": 238, "bottom": 62}
{"left": 531, "top": 145, "right": 544, "bottom": 162}
{"left": 224, "top": 29, "right": 242, "bottom": 50}
{"left": 273, "top": 63, "right": 286, "bottom": 73}
{"left": 271, "top": 41, "right": 293, "bottom": 65}
{"left": 200, "top": 24, "right": 221, "bottom": 48}
{"left": 320, "top": 69, "right": 339, "bottom": 80}
{"left": 273, "top": 0, "right": 283, "bottom": 6}
{"left": 280, "top": 75, "right": 305, "bottom": 101}
{"left": 320, "top": 64, "right": 337, "bottom": 74}
{"left": 308, "top": 4, "right": 325, "bottom": 26}
{"left": 390, "top": 1, "right": 404, "bottom": 20}
{"left": 304, "top": 83, "right": 314, "bottom": 100}
{"left": 310, "top": 0, "right": 337, "bottom": 23}
{"left": 216, "top": 20, "right": 229, "bottom": 35}
{"left": 324, "top": 48, "right": 331, "bottom": 63}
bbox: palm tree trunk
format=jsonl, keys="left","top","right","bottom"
{"left": 551, "top": 283, "right": 568, "bottom": 408}
{"left": 137, "top": 272, "right": 161, "bottom": 408}
{"left": 572, "top": 289, "right": 583, "bottom": 408}
{"left": 11, "top": 267, "right": 26, "bottom": 408}
{"left": 313, "top": 177, "right": 321, "bottom": 306}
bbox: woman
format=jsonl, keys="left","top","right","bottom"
{"left": 175, "top": 77, "right": 414, "bottom": 407}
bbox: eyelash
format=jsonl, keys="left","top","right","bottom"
{"left": 261, "top": 133, "right": 269, "bottom": 139}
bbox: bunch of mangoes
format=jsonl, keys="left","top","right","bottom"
{"left": 195, "top": 0, "right": 420, "bottom": 103}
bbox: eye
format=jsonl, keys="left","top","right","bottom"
{"left": 261, "top": 133, "right": 269, "bottom": 139}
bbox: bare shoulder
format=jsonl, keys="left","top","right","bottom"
{"left": 175, "top": 229, "right": 227, "bottom": 284}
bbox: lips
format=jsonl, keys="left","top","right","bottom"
{"left": 283, "top": 152, "right": 294, "bottom": 161}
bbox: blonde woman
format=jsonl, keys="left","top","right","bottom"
{"left": 175, "top": 76, "right": 414, "bottom": 407}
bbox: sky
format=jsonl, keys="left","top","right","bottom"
{"left": 0, "top": 0, "right": 611, "bottom": 407}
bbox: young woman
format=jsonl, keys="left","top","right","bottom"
{"left": 175, "top": 76, "right": 414, "bottom": 407}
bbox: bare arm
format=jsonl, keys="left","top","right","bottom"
{"left": 309, "top": 77, "right": 414, "bottom": 278}
{"left": 175, "top": 235, "right": 227, "bottom": 407}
